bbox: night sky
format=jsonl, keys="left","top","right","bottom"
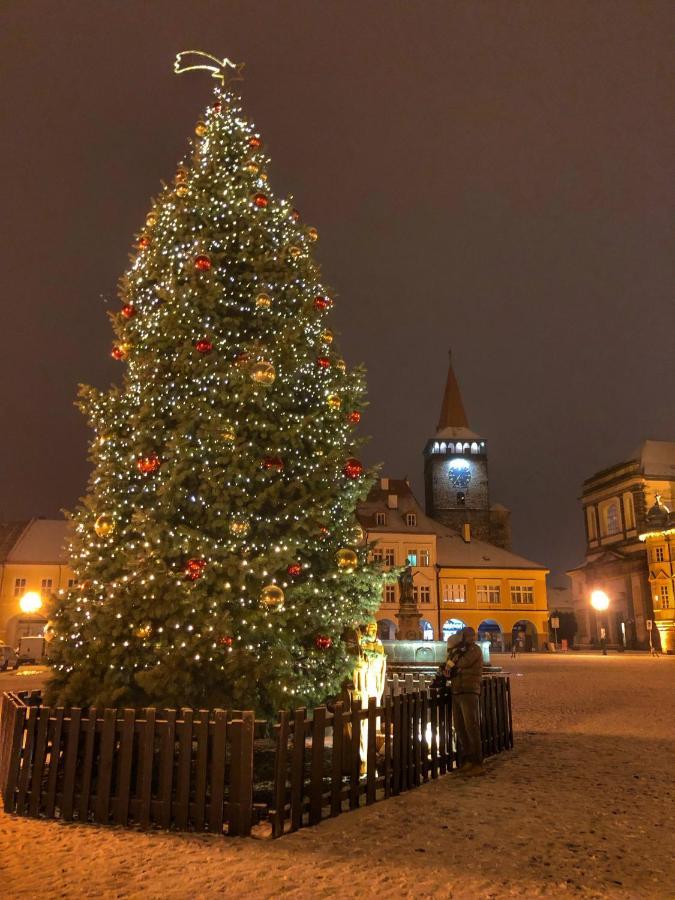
{"left": 2, "top": 2, "right": 673, "bottom": 581}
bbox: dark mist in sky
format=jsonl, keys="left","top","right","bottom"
{"left": 1, "top": 1, "right": 673, "bottom": 580}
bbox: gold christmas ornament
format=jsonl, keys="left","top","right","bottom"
{"left": 260, "top": 172, "right": 268, "bottom": 182}
{"left": 175, "top": 167, "right": 188, "bottom": 183}
{"left": 221, "top": 424, "right": 236, "bottom": 443}
{"left": 320, "top": 329, "right": 334, "bottom": 345}
{"left": 195, "top": 121, "right": 207, "bottom": 137}
{"left": 145, "top": 212, "right": 157, "bottom": 228}
{"left": 94, "top": 514, "right": 115, "bottom": 538}
{"left": 327, "top": 394, "right": 342, "bottom": 410}
{"left": 230, "top": 516, "right": 250, "bottom": 537}
{"left": 260, "top": 584, "right": 285, "bottom": 608}
{"left": 288, "top": 246, "right": 302, "bottom": 259}
{"left": 176, "top": 184, "right": 189, "bottom": 197}
{"left": 250, "top": 360, "right": 276, "bottom": 385}
{"left": 335, "top": 358, "right": 346, "bottom": 373}
{"left": 135, "top": 624, "right": 152, "bottom": 639}
{"left": 336, "top": 548, "right": 358, "bottom": 572}
{"left": 307, "top": 227, "right": 319, "bottom": 242}
{"left": 245, "top": 161, "right": 259, "bottom": 175}
{"left": 255, "top": 292, "right": 272, "bottom": 309}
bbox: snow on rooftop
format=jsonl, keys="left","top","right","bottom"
{"left": 4, "top": 518, "right": 69, "bottom": 564}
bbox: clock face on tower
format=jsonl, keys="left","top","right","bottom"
{"left": 448, "top": 459, "right": 472, "bottom": 489}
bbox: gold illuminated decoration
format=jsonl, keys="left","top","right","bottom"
{"left": 94, "top": 514, "right": 115, "bottom": 538}
{"left": 260, "top": 584, "right": 285, "bottom": 608}
{"left": 250, "top": 360, "right": 276, "bottom": 385}
{"left": 336, "top": 548, "right": 358, "bottom": 572}
{"left": 174, "top": 50, "right": 245, "bottom": 86}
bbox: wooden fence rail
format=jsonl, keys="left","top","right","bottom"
{"left": 269, "top": 674, "right": 512, "bottom": 837}
{"left": 0, "top": 674, "right": 512, "bottom": 839}
{"left": 0, "top": 692, "right": 255, "bottom": 835}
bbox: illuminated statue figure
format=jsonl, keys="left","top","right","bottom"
{"left": 353, "top": 620, "right": 387, "bottom": 774}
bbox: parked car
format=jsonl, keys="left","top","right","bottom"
{"left": 0, "top": 644, "right": 20, "bottom": 671}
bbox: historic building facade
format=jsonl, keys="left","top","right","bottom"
{"left": 567, "top": 441, "right": 675, "bottom": 650}
{"left": 359, "top": 355, "right": 548, "bottom": 651}
{"left": 358, "top": 478, "right": 548, "bottom": 650}
{"left": 639, "top": 496, "right": 675, "bottom": 653}
{"left": 0, "top": 519, "right": 72, "bottom": 647}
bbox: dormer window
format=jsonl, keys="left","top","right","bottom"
{"left": 406, "top": 513, "right": 417, "bottom": 527}
{"left": 375, "top": 512, "right": 386, "bottom": 526}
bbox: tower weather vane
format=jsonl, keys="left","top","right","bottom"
{"left": 173, "top": 50, "right": 244, "bottom": 85}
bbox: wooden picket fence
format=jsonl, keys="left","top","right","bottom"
{"left": 0, "top": 691, "right": 256, "bottom": 835}
{"left": 269, "top": 674, "right": 512, "bottom": 837}
{"left": 0, "top": 674, "right": 512, "bottom": 838}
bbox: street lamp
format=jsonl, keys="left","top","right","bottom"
{"left": 19, "top": 591, "right": 43, "bottom": 614}
{"left": 590, "top": 590, "right": 609, "bottom": 612}
{"left": 590, "top": 590, "right": 610, "bottom": 654}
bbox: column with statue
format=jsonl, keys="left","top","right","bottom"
{"left": 396, "top": 562, "right": 422, "bottom": 640}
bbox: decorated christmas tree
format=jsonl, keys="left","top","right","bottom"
{"left": 46, "top": 55, "right": 383, "bottom": 714}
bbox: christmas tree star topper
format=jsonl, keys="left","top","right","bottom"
{"left": 174, "top": 50, "right": 245, "bottom": 85}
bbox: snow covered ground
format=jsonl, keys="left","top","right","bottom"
{"left": 1, "top": 653, "right": 674, "bottom": 899}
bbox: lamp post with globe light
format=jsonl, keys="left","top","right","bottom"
{"left": 19, "top": 591, "right": 43, "bottom": 615}
{"left": 590, "top": 590, "right": 610, "bottom": 655}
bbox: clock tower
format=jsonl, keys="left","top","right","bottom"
{"left": 423, "top": 352, "right": 511, "bottom": 549}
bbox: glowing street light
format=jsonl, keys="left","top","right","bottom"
{"left": 19, "top": 591, "right": 43, "bottom": 614}
{"left": 590, "top": 590, "right": 610, "bottom": 612}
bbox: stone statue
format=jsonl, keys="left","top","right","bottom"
{"left": 396, "top": 563, "right": 422, "bottom": 639}
{"left": 398, "top": 563, "right": 415, "bottom": 605}
{"left": 353, "top": 620, "right": 387, "bottom": 774}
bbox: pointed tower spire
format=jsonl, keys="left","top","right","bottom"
{"left": 436, "top": 349, "right": 470, "bottom": 432}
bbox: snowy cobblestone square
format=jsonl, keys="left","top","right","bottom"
{"left": 1, "top": 654, "right": 673, "bottom": 899}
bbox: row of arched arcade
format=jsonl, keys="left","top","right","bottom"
{"left": 377, "top": 617, "right": 540, "bottom": 651}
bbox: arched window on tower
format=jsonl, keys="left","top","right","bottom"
{"left": 470, "top": 442, "right": 479, "bottom": 454}
{"left": 600, "top": 499, "right": 621, "bottom": 537}
{"left": 440, "top": 442, "right": 447, "bottom": 453}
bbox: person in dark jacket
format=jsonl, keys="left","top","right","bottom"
{"left": 446, "top": 627, "right": 485, "bottom": 776}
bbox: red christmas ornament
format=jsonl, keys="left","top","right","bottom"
{"left": 194, "top": 254, "right": 212, "bottom": 271}
{"left": 291, "top": 208, "right": 300, "bottom": 221}
{"left": 343, "top": 458, "right": 364, "bottom": 479}
{"left": 184, "top": 558, "right": 207, "bottom": 581}
{"left": 219, "top": 635, "right": 233, "bottom": 647}
{"left": 249, "top": 136, "right": 263, "bottom": 150}
{"left": 253, "top": 193, "right": 269, "bottom": 208}
{"left": 111, "top": 346, "right": 125, "bottom": 361}
{"left": 317, "top": 356, "right": 331, "bottom": 369}
{"left": 195, "top": 339, "right": 213, "bottom": 354}
{"left": 287, "top": 562, "right": 302, "bottom": 578}
{"left": 348, "top": 411, "right": 361, "bottom": 424}
{"left": 121, "top": 304, "right": 136, "bottom": 319}
{"left": 315, "top": 635, "right": 333, "bottom": 650}
{"left": 314, "top": 295, "right": 332, "bottom": 311}
{"left": 137, "top": 453, "right": 160, "bottom": 475}
{"left": 137, "top": 236, "right": 150, "bottom": 249}
{"left": 263, "top": 455, "right": 285, "bottom": 472}
{"left": 213, "top": 101, "right": 222, "bottom": 113}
